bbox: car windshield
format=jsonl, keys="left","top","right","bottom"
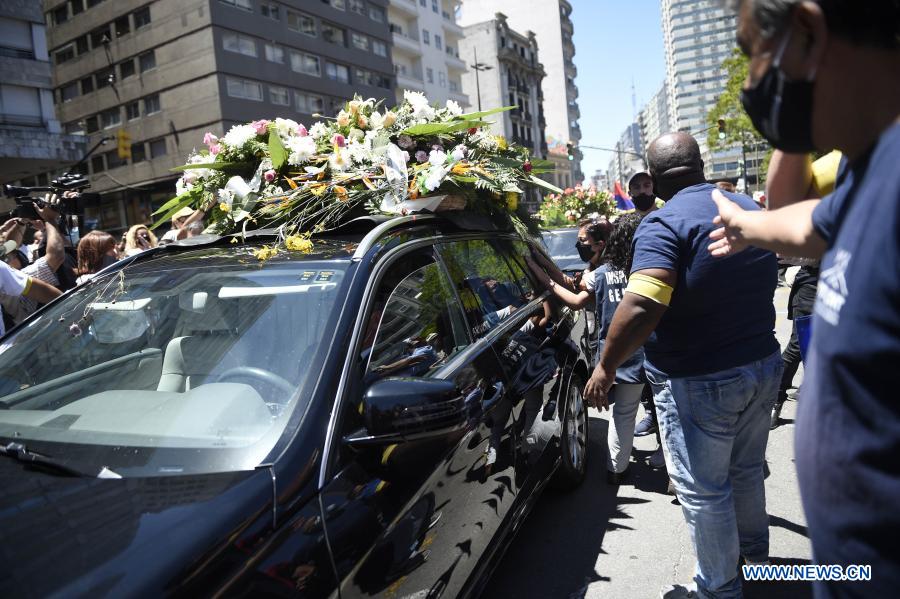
{"left": 541, "top": 228, "right": 585, "bottom": 272}
{"left": 0, "top": 243, "right": 351, "bottom": 477}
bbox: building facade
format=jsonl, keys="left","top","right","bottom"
{"left": 606, "top": 122, "right": 645, "bottom": 189}
{"left": 0, "top": 0, "right": 85, "bottom": 203}
{"left": 457, "top": 13, "right": 546, "bottom": 211}
{"left": 661, "top": 0, "right": 764, "bottom": 191}
{"left": 43, "top": 0, "right": 394, "bottom": 232}
{"left": 457, "top": 0, "right": 581, "bottom": 190}
{"left": 638, "top": 82, "right": 671, "bottom": 149}
{"left": 387, "top": 0, "right": 468, "bottom": 108}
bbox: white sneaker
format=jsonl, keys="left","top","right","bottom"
{"left": 660, "top": 583, "right": 697, "bottom": 598}
{"left": 649, "top": 447, "right": 666, "bottom": 469}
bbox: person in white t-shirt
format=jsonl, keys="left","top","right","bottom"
{"left": 0, "top": 260, "right": 61, "bottom": 336}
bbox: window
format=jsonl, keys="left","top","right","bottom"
{"left": 115, "top": 16, "right": 130, "bottom": 37}
{"left": 100, "top": 107, "right": 121, "bottom": 129}
{"left": 85, "top": 115, "right": 98, "bottom": 133}
{"left": 325, "top": 62, "right": 349, "bottom": 83}
{"left": 52, "top": 5, "right": 68, "bottom": 25}
{"left": 131, "top": 142, "right": 146, "bottom": 163}
{"left": 105, "top": 149, "right": 126, "bottom": 170}
{"left": 362, "top": 254, "right": 469, "bottom": 377}
{"left": 349, "top": 0, "right": 366, "bottom": 15}
{"left": 91, "top": 155, "right": 105, "bottom": 174}
{"left": 144, "top": 94, "right": 160, "bottom": 115}
{"left": 287, "top": 11, "right": 316, "bottom": 36}
{"left": 290, "top": 51, "right": 320, "bottom": 76}
{"left": 126, "top": 101, "right": 140, "bottom": 120}
{"left": 426, "top": 67, "right": 433, "bottom": 83}
{"left": 368, "top": 5, "right": 384, "bottom": 22}
{"left": 223, "top": 32, "right": 257, "bottom": 57}
{"left": 226, "top": 76, "right": 263, "bottom": 101}
{"left": 438, "top": 240, "right": 531, "bottom": 337}
{"left": 432, "top": 0, "right": 438, "bottom": 13}
{"left": 438, "top": 70, "right": 446, "bottom": 88}
{"left": 434, "top": 34, "right": 442, "bottom": 50}
{"left": 260, "top": 2, "right": 279, "bottom": 19}
{"left": 139, "top": 50, "right": 156, "bottom": 72}
{"left": 264, "top": 43, "right": 284, "bottom": 63}
{"left": 419, "top": 0, "right": 426, "bottom": 6}
{"left": 61, "top": 83, "right": 79, "bottom": 102}
{"left": 269, "top": 85, "right": 289, "bottom": 106}
{"left": 355, "top": 68, "right": 391, "bottom": 89}
{"left": 80, "top": 76, "right": 94, "bottom": 94}
{"left": 295, "top": 92, "right": 324, "bottom": 114}
{"left": 64, "top": 121, "right": 85, "bottom": 135}
{"left": 133, "top": 6, "right": 151, "bottom": 29}
{"left": 372, "top": 40, "right": 387, "bottom": 57}
{"left": 55, "top": 45, "right": 75, "bottom": 65}
{"left": 149, "top": 138, "right": 167, "bottom": 158}
{"left": 71, "top": 0, "right": 85, "bottom": 16}
{"left": 321, "top": 23, "right": 345, "bottom": 46}
{"left": 87, "top": 0, "right": 104, "bottom": 7}
{"left": 119, "top": 59, "right": 135, "bottom": 79}
{"left": 325, "top": 0, "right": 346, "bottom": 9}
{"left": 90, "top": 26, "right": 110, "bottom": 48}
{"left": 76, "top": 36, "right": 89, "bottom": 55}
{"left": 422, "top": 29, "right": 430, "bottom": 45}
{"left": 96, "top": 67, "right": 114, "bottom": 89}
{"left": 351, "top": 32, "right": 368, "bottom": 51}
{"left": 219, "top": 0, "right": 253, "bottom": 10}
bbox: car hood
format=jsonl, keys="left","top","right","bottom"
{"left": 0, "top": 465, "right": 273, "bottom": 598}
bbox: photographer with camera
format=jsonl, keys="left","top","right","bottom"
{"left": 0, "top": 196, "right": 68, "bottom": 326}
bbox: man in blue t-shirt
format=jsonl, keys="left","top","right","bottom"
{"left": 707, "top": 1, "right": 900, "bottom": 597}
{"left": 585, "top": 131, "right": 781, "bottom": 598}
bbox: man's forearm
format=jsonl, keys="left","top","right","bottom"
{"left": 598, "top": 293, "right": 666, "bottom": 373}
{"left": 766, "top": 152, "right": 814, "bottom": 210}
{"left": 23, "top": 277, "right": 61, "bottom": 305}
{"left": 735, "top": 200, "right": 827, "bottom": 257}
{"left": 44, "top": 223, "right": 64, "bottom": 271}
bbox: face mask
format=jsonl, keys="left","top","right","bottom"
{"left": 741, "top": 29, "right": 817, "bottom": 153}
{"left": 632, "top": 193, "right": 656, "bottom": 212}
{"left": 575, "top": 242, "right": 595, "bottom": 262}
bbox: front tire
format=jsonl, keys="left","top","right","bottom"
{"left": 552, "top": 373, "right": 588, "bottom": 490}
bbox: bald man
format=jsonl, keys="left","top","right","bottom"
{"left": 585, "top": 132, "right": 780, "bottom": 598}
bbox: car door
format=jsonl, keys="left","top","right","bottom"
{"left": 319, "top": 246, "right": 518, "bottom": 599}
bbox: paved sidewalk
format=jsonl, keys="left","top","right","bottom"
{"left": 483, "top": 286, "right": 812, "bottom": 598}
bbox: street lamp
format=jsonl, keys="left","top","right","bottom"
{"left": 469, "top": 48, "right": 493, "bottom": 112}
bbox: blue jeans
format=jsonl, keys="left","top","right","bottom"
{"left": 647, "top": 350, "right": 782, "bottom": 599}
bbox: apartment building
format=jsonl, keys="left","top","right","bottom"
{"left": 43, "top": 0, "right": 394, "bottom": 231}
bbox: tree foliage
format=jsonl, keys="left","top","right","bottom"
{"left": 706, "top": 48, "right": 767, "bottom": 152}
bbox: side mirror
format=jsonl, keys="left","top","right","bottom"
{"left": 344, "top": 377, "right": 466, "bottom": 446}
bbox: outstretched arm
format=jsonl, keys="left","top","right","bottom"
{"left": 708, "top": 190, "right": 827, "bottom": 259}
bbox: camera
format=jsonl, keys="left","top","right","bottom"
{"left": 3, "top": 174, "right": 93, "bottom": 220}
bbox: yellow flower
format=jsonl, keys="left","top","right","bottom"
{"left": 334, "top": 185, "right": 349, "bottom": 201}
{"left": 505, "top": 192, "right": 519, "bottom": 211}
{"left": 218, "top": 202, "right": 231, "bottom": 213}
{"left": 253, "top": 245, "right": 278, "bottom": 261}
{"left": 383, "top": 111, "right": 397, "bottom": 127}
{"left": 285, "top": 234, "right": 313, "bottom": 253}
{"left": 494, "top": 136, "right": 508, "bottom": 150}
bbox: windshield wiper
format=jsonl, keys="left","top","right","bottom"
{"left": 0, "top": 442, "right": 91, "bottom": 477}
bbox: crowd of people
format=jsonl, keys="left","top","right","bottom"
{"left": 0, "top": 202, "right": 208, "bottom": 332}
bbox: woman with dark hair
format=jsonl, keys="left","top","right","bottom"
{"left": 76, "top": 230, "right": 118, "bottom": 285}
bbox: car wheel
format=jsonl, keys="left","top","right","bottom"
{"left": 552, "top": 373, "right": 587, "bottom": 490}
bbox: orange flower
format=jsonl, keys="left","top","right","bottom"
{"left": 334, "top": 185, "right": 349, "bottom": 201}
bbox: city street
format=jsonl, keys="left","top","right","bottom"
{"left": 484, "top": 282, "right": 813, "bottom": 598}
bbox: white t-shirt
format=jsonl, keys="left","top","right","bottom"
{"left": 0, "top": 262, "right": 31, "bottom": 337}
{"left": 582, "top": 268, "right": 598, "bottom": 292}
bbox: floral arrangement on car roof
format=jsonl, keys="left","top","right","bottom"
{"left": 154, "top": 92, "right": 561, "bottom": 247}
{"left": 535, "top": 184, "right": 617, "bottom": 228}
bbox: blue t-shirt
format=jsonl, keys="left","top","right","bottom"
{"left": 630, "top": 182, "right": 779, "bottom": 377}
{"left": 796, "top": 124, "right": 900, "bottom": 593}
{"left": 594, "top": 264, "right": 644, "bottom": 383}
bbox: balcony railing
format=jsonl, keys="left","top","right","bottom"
{"left": 0, "top": 46, "right": 36, "bottom": 60}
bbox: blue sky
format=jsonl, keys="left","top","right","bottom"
{"left": 570, "top": 0, "right": 666, "bottom": 185}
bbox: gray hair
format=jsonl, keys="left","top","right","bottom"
{"left": 722, "top": 0, "right": 801, "bottom": 38}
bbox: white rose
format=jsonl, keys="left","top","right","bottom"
{"left": 428, "top": 150, "right": 447, "bottom": 166}
{"left": 286, "top": 135, "right": 317, "bottom": 165}
{"left": 274, "top": 118, "right": 300, "bottom": 139}
{"left": 424, "top": 165, "right": 449, "bottom": 191}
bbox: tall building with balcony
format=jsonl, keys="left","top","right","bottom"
{"left": 457, "top": 0, "right": 582, "bottom": 189}
{"left": 638, "top": 82, "right": 671, "bottom": 149}
{"left": 457, "top": 13, "right": 546, "bottom": 211}
{"left": 661, "top": 0, "right": 765, "bottom": 190}
{"left": 387, "top": 0, "right": 468, "bottom": 108}
{"left": 43, "top": 0, "right": 394, "bottom": 232}
{"left": 606, "top": 122, "right": 644, "bottom": 188}
{"left": 0, "top": 0, "right": 85, "bottom": 201}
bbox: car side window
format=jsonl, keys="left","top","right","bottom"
{"left": 437, "top": 239, "right": 530, "bottom": 338}
{"left": 498, "top": 239, "right": 539, "bottom": 300}
{"left": 361, "top": 251, "right": 470, "bottom": 381}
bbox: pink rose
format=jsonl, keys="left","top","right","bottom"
{"left": 263, "top": 169, "right": 276, "bottom": 182}
{"left": 251, "top": 120, "right": 269, "bottom": 135}
{"left": 203, "top": 132, "right": 218, "bottom": 147}
{"left": 332, "top": 134, "right": 346, "bottom": 148}
{"left": 297, "top": 124, "right": 308, "bottom": 137}
{"left": 209, "top": 143, "right": 222, "bottom": 155}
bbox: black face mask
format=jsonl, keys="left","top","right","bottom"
{"left": 741, "top": 30, "right": 817, "bottom": 153}
{"left": 575, "top": 242, "right": 595, "bottom": 262}
{"left": 632, "top": 193, "right": 656, "bottom": 212}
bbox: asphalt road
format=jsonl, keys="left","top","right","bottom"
{"left": 482, "top": 284, "right": 813, "bottom": 599}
